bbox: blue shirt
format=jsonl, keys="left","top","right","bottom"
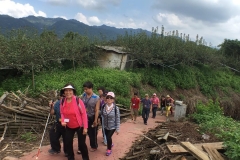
{"left": 141, "top": 98, "right": 151, "bottom": 108}
{"left": 54, "top": 100, "right": 61, "bottom": 122}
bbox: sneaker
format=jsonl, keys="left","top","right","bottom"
{"left": 106, "top": 150, "right": 112, "bottom": 156}
{"left": 106, "top": 144, "right": 114, "bottom": 151}
{"left": 144, "top": 123, "right": 147, "bottom": 125}
{"left": 48, "top": 149, "right": 60, "bottom": 154}
{"left": 77, "top": 150, "right": 81, "bottom": 154}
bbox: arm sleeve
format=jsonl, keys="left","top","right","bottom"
{"left": 79, "top": 99, "right": 88, "bottom": 129}
{"left": 116, "top": 106, "right": 120, "bottom": 132}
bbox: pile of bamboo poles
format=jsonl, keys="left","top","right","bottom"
{"left": 0, "top": 90, "right": 131, "bottom": 139}
{"left": 0, "top": 90, "right": 57, "bottom": 137}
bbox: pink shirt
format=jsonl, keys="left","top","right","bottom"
{"left": 62, "top": 100, "right": 79, "bottom": 128}
{"left": 60, "top": 96, "right": 88, "bottom": 129}
{"left": 151, "top": 97, "right": 160, "bottom": 105}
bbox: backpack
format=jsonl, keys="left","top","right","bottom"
{"left": 61, "top": 97, "right": 83, "bottom": 114}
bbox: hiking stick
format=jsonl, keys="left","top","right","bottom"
{"left": 36, "top": 113, "right": 50, "bottom": 159}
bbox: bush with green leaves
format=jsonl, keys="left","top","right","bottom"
{"left": 20, "top": 132, "right": 37, "bottom": 143}
{"left": 191, "top": 101, "right": 240, "bottom": 160}
{"left": 0, "top": 67, "right": 141, "bottom": 107}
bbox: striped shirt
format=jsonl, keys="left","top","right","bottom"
{"left": 102, "top": 104, "right": 120, "bottom": 132}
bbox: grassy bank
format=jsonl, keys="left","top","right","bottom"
{"left": 0, "top": 65, "right": 240, "bottom": 106}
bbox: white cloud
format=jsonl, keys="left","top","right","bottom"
{"left": 75, "top": 13, "right": 102, "bottom": 25}
{"left": 76, "top": 0, "right": 121, "bottom": 10}
{"left": 53, "top": 15, "right": 67, "bottom": 19}
{"left": 103, "top": 20, "right": 116, "bottom": 26}
{"left": 88, "top": 16, "right": 101, "bottom": 24}
{"left": 156, "top": 13, "right": 187, "bottom": 27}
{"left": 75, "top": 12, "right": 89, "bottom": 25}
{"left": 0, "top": 0, "right": 47, "bottom": 18}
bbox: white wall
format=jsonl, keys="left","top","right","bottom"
{"left": 98, "top": 52, "right": 128, "bottom": 70}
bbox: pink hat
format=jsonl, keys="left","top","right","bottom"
{"left": 153, "top": 93, "right": 156, "bottom": 96}
{"left": 107, "top": 92, "right": 115, "bottom": 98}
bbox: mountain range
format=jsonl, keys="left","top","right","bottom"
{"left": 0, "top": 15, "right": 151, "bottom": 39}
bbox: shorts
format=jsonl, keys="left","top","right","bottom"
{"left": 131, "top": 108, "right": 138, "bottom": 116}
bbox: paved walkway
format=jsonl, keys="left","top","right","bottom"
{"left": 19, "top": 115, "right": 167, "bottom": 160}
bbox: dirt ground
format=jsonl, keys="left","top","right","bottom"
{"left": 0, "top": 117, "right": 129, "bottom": 160}
{"left": 121, "top": 119, "right": 225, "bottom": 160}
{"left": 0, "top": 118, "right": 226, "bottom": 160}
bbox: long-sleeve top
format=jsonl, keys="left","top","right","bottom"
{"left": 53, "top": 100, "right": 61, "bottom": 122}
{"left": 60, "top": 96, "right": 88, "bottom": 129}
{"left": 102, "top": 104, "right": 120, "bottom": 132}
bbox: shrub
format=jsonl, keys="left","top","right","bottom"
{"left": 191, "top": 101, "right": 240, "bottom": 159}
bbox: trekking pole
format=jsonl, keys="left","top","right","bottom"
{"left": 36, "top": 113, "right": 51, "bottom": 159}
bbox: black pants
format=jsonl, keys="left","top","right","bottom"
{"left": 49, "top": 122, "right": 67, "bottom": 153}
{"left": 104, "top": 129, "right": 115, "bottom": 150}
{"left": 65, "top": 127, "right": 89, "bottom": 160}
{"left": 142, "top": 108, "right": 150, "bottom": 123}
{"left": 152, "top": 107, "right": 158, "bottom": 118}
{"left": 87, "top": 116, "right": 98, "bottom": 149}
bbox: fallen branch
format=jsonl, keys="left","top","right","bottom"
{"left": 0, "top": 92, "right": 9, "bottom": 105}
{"left": 128, "top": 131, "right": 164, "bottom": 151}
{"left": 0, "top": 144, "right": 9, "bottom": 153}
{"left": 0, "top": 125, "right": 8, "bottom": 143}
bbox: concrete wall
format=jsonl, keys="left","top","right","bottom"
{"left": 97, "top": 51, "right": 128, "bottom": 70}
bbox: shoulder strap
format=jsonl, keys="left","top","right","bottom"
{"left": 76, "top": 97, "right": 83, "bottom": 114}
{"left": 61, "top": 97, "right": 65, "bottom": 106}
{"left": 101, "top": 104, "right": 106, "bottom": 115}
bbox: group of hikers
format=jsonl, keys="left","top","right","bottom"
{"left": 130, "top": 93, "right": 174, "bottom": 125}
{"left": 48, "top": 81, "right": 174, "bottom": 160}
{"left": 48, "top": 81, "right": 120, "bottom": 160}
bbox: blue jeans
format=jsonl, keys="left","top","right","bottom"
{"left": 152, "top": 107, "right": 158, "bottom": 118}
{"left": 142, "top": 108, "right": 150, "bottom": 123}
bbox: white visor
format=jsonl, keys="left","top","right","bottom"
{"left": 63, "top": 85, "right": 75, "bottom": 89}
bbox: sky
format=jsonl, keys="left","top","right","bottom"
{"left": 0, "top": 0, "right": 240, "bottom": 47}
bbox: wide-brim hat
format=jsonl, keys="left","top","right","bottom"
{"left": 62, "top": 84, "right": 76, "bottom": 95}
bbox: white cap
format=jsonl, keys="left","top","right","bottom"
{"left": 107, "top": 92, "right": 115, "bottom": 98}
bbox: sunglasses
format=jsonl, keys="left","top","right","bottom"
{"left": 106, "top": 96, "right": 114, "bottom": 99}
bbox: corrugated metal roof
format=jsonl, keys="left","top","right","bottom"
{"left": 96, "top": 45, "right": 127, "bottom": 54}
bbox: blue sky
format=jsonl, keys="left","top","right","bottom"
{"left": 0, "top": 0, "right": 240, "bottom": 46}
